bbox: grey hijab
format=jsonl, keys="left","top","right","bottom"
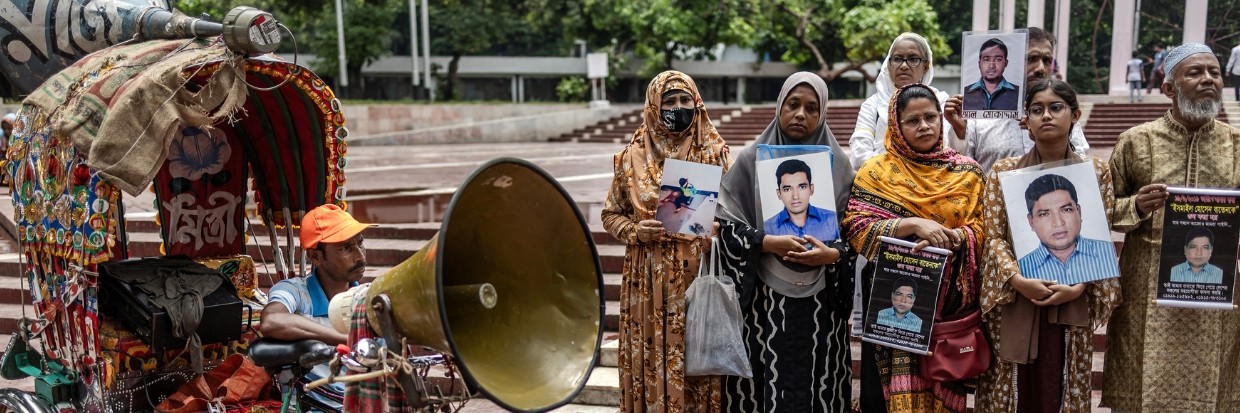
{"left": 719, "top": 72, "right": 855, "bottom": 228}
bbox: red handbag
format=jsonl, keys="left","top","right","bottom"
{"left": 919, "top": 308, "right": 991, "bottom": 382}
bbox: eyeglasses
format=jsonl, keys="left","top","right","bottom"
{"left": 1027, "top": 102, "right": 1072, "bottom": 117}
{"left": 890, "top": 56, "right": 925, "bottom": 68}
{"left": 900, "top": 113, "right": 941, "bottom": 128}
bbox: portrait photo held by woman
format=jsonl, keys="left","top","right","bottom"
{"left": 600, "top": 70, "right": 730, "bottom": 413}
{"left": 842, "top": 83, "right": 985, "bottom": 413}
{"left": 716, "top": 72, "right": 855, "bottom": 413}
{"left": 974, "top": 78, "right": 1121, "bottom": 412}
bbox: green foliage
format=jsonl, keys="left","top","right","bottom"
{"left": 530, "top": 0, "right": 757, "bottom": 77}
{"left": 750, "top": 0, "right": 951, "bottom": 81}
{"left": 304, "top": 0, "right": 403, "bottom": 77}
{"left": 555, "top": 76, "right": 589, "bottom": 102}
{"left": 174, "top": 0, "right": 400, "bottom": 82}
{"left": 840, "top": 0, "right": 952, "bottom": 66}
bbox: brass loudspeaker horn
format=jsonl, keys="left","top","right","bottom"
{"left": 329, "top": 158, "right": 604, "bottom": 412}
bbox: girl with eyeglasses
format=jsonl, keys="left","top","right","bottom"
{"left": 848, "top": 33, "right": 958, "bottom": 172}
{"left": 974, "top": 78, "right": 1121, "bottom": 412}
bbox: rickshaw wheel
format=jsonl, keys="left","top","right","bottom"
{"left": 0, "top": 388, "right": 54, "bottom": 413}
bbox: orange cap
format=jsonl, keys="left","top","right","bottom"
{"left": 300, "top": 204, "right": 375, "bottom": 249}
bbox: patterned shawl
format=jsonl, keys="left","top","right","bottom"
{"left": 617, "top": 70, "right": 729, "bottom": 221}
{"left": 843, "top": 83, "right": 986, "bottom": 312}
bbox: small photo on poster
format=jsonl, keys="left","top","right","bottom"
{"left": 960, "top": 30, "right": 1028, "bottom": 120}
{"left": 861, "top": 237, "right": 949, "bottom": 355}
{"left": 755, "top": 148, "right": 838, "bottom": 242}
{"left": 998, "top": 161, "right": 1119, "bottom": 285}
{"left": 1155, "top": 187, "right": 1240, "bottom": 310}
{"left": 656, "top": 159, "right": 723, "bottom": 236}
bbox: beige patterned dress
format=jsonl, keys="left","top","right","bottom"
{"left": 975, "top": 156, "right": 1122, "bottom": 412}
{"left": 1102, "top": 113, "right": 1240, "bottom": 412}
{"left": 602, "top": 70, "right": 730, "bottom": 413}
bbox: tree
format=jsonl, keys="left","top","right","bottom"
{"left": 177, "top": 0, "right": 401, "bottom": 95}
{"left": 304, "top": 0, "right": 403, "bottom": 94}
{"left": 752, "top": 0, "right": 952, "bottom": 82}
{"left": 530, "top": 0, "right": 758, "bottom": 78}
{"left": 426, "top": 0, "right": 528, "bottom": 100}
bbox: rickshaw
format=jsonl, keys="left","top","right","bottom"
{"left": 0, "top": 2, "right": 604, "bottom": 412}
{"left": 0, "top": 5, "right": 357, "bottom": 410}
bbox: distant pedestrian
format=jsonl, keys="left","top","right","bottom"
{"left": 1228, "top": 42, "right": 1240, "bottom": 101}
{"left": 1146, "top": 42, "right": 1167, "bottom": 94}
{"left": 1127, "top": 52, "right": 1144, "bottom": 103}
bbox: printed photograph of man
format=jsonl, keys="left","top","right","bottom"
{"left": 964, "top": 38, "right": 1021, "bottom": 111}
{"left": 1017, "top": 174, "right": 1119, "bottom": 284}
{"left": 1169, "top": 227, "right": 1225, "bottom": 284}
{"left": 763, "top": 158, "right": 839, "bottom": 241}
{"left": 876, "top": 276, "right": 922, "bottom": 332}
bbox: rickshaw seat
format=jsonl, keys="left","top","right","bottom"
{"left": 248, "top": 338, "right": 334, "bottom": 369}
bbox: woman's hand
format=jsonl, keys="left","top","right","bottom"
{"left": 901, "top": 217, "right": 961, "bottom": 251}
{"left": 763, "top": 234, "right": 809, "bottom": 257}
{"left": 1135, "top": 183, "right": 1169, "bottom": 216}
{"left": 1011, "top": 274, "right": 1056, "bottom": 302}
{"left": 1033, "top": 283, "right": 1086, "bottom": 306}
{"left": 784, "top": 235, "right": 840, "bottom": 266}
{"left": 636, "top": 219, "right": 665, "bottom": 243}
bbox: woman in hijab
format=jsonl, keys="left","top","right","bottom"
{"left": 716, "top": 72, "right": 855, "bottom": 412}
{"left": 843, "top": 83, "right": 985, "bottom": 413}
{"left": 975, "top": 78, "right": 1120, "bottom": 412}
{"left": 849, "top": 33, "right": 958, "bottom": 172}
{"left": 602, "top": 70, "right": 731, "bottom": 413}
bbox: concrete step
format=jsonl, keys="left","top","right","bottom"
{"left": 574, "top": 366, "right": 620, "bottom": 406}
{"left": 599, "top": 339, "right": 618, "bottom": 368}
{"left": 123, "top": 217, "right": 444, "bottom": 242}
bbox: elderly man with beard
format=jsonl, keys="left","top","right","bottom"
{"left": 944, "top": 27, "right": 1090, "bottom": 172}
{"left": 1103, "top": 43, "right": 1240, "bottom": 413}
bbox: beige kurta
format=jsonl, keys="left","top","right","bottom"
{"left": 603, "top": 161, "right": 725, "bottom": 413}
{"left": 1103, "top": 112, "right": 1240, "bottom": 412}
{"left": 975, "top": 156, "right": 1122, "bottom": 412}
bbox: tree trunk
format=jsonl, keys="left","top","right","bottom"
{"left": 446, "top": 52, "right": 462, "bottom": 101}
{"left": 664, "top": 44, "right": 675, "bottom": 71}
{"left": 1090, "top": 0, "right": 1110, "bottom": 93}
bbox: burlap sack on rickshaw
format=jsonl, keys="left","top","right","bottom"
{"left": 23, "top": 39, "right": 248, "bottom": 196}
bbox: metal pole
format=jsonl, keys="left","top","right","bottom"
{"left": 1054, "top": 0, "right": 1071, "bottom": 81}
{"left": 421, "top": 0, "right": 433, "bottom": 101}
{"left": 972, "top": 0, "right": 991, "bottom": 31}
{"left": 1000, "top": 0, "right": 1016, "bottom": 32}
{"left": 410, "top": 0, "right": 421, "bottom": 90}
{"left": 335, "top": 0, "right": 349, "bottom": 89}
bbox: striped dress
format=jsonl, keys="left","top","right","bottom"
{"left": 718, "top": 220, "right": 853, "bottom": 413}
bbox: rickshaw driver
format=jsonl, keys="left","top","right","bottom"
{"left": 260, "top": 204, "right": 375, "bottom": 344}
{"left": 258, "top": 204, "right": 375, "bottom": 410}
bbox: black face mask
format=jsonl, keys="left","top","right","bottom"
{"left": 660, "top": 107, "right": 694, "bottom": 132}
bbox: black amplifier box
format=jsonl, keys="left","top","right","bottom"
{"left": 99, "top": 257, "right": 244, "bottom": 352}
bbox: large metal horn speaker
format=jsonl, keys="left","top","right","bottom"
{"left": 330, "top": 158, "right": 604, "bottom": 412}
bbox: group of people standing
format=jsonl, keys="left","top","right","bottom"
{"left": 601, "top": 25, "right": 1240, "bottom": 413}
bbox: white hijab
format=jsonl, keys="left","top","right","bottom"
{"left": 873, "top": 33, "right": 943, "bottom": 135}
